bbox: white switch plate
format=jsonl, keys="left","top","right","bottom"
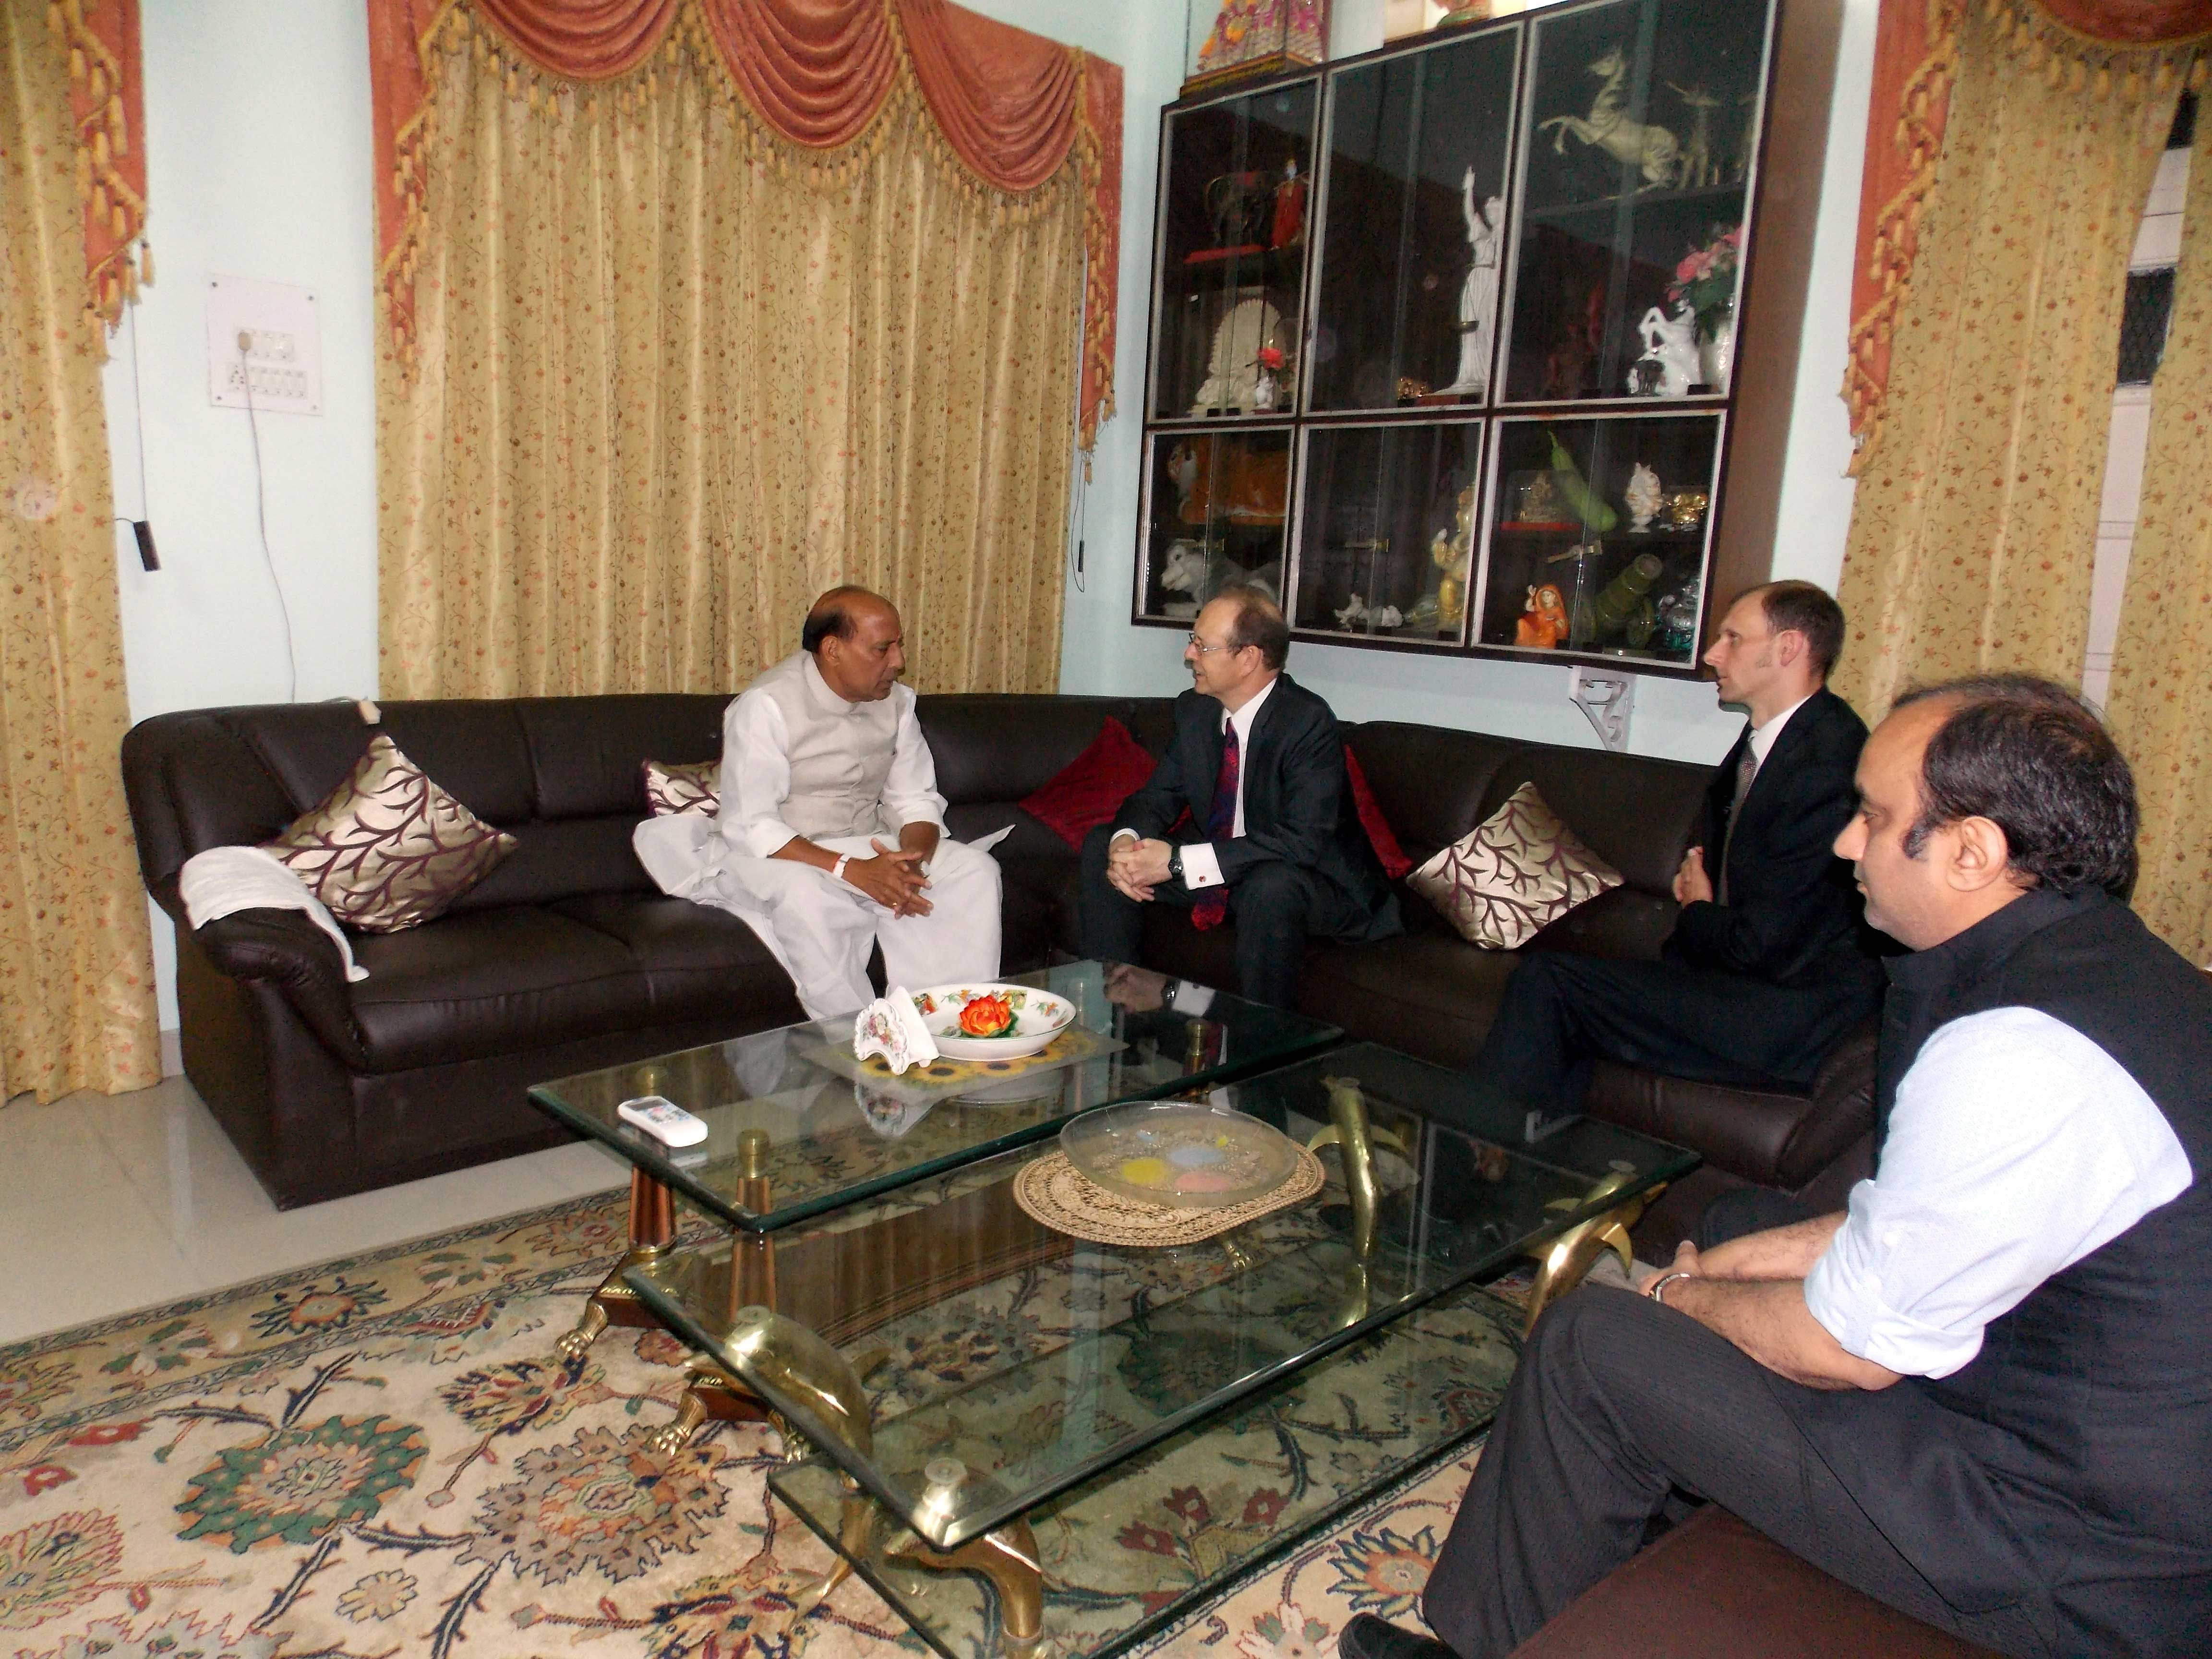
{"left": 207, "top": 275, "right": 322, "bottom": 416}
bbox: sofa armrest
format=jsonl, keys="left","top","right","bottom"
{"left": 192, "top": 909, "right": 370, "bottom": 1068}
{"left": 1771, "top": 1017, "right": 1878, "bottom": 1190}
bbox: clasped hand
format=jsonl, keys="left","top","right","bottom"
{"left": 844, "top": 839, "right": 932, "bottom": 916}
{"left": 1672, "top": 847, "right": 1715, "bottom": 906}
{"left": 1106, "top": 836, "right": 1176, "bottom": 902}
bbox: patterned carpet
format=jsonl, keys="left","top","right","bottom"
{"left": 0, "top": 1189, "right": 1495, "bottom": 1659}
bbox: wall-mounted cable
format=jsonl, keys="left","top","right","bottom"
{"left": 239, "top": 331, "right": 299, "bottom": 701}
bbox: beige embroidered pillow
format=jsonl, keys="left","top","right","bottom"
{"left": 643, "top": 758, "right": 718, "bottom": 817}
{"left": 1409, "top": 782, "right": 1623, "bottom": 950}
{"left": 262, "top": 734, "right": 517, "bottom": 933}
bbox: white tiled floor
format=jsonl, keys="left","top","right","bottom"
{"left": 0, "top": 1075, "right": 628, "bottom": 1345}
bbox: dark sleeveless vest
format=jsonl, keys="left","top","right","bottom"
{"left": 1860, "top": 888, "right": 2212, "bottom": 1648}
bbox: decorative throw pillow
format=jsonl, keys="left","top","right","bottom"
{"left": 1408, "top": 781, "right": 1623, "bottom": 950}
{"left": 261, "top": 734, "right": 517, "bottom": 933}
{"left": 1343, "top": 746, "right": 1414, "bottom": 880}
{"left": 1020, "top": 717, "right": 1161, "bottom": 849}
{"left": 644, "top": 758, "right": 719, "bottom": 817}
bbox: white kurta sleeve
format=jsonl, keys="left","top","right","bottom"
{"left": 1802, "top": 1007, "right": 2190, "bottom": 1379}
{"left": 719, "top": 691, "right": 808, "bottom": 859}
{"left": 879, "top": 686, "right": 948, "bottom": 834}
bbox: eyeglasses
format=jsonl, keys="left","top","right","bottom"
{"left": 1186, "top": 633, "right": 1244, "bottom": 656}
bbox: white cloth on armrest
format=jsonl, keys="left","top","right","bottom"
{"left": 180, "top": 845, "right": 369, "bottom": 982}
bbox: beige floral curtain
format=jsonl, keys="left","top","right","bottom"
{"left": 0, "top": 0, "right": 159, "bottom": 1102}
{"left": 2106, "top": 109, "right": 2212, "bottom": 966}
{"left": 1833, "top": 4, "right": 2181, "bottom": 716}
{"left": 378, "top": 23, "right": 1086, "bottom": 699}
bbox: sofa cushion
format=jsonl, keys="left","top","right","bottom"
{"left": 1478, "top": 747, "right": 1706, "bottom": 896}
{"left": 919, "top": 696, "right": 1174, "bottom": 805}
{"left": 515, "top": 695, "right": 725, "bottom": 819}
{"left": 644, "top": 759, "right": 718, "bottom": 817}
{"left": 346, "top": 907, "right": 657, "bottom": 1071}
{"left": 1408, "top": 782, "right": 1623, "bottom": 950}
{"left": 263, "top": 735, "right": 517, "bottom": 933}
{"left": 445, "top": 816, "right": 655, "bottom": 913}
{"left": 1343, "top": 746, "right": 1414, "bottom": 879}
{"left": 552, "top": 894, "right": 803, "bottom": 1026}
{"left": 1297, "top": 935, "right": 1523, "bottom": 1069}
{"left": 1019, "top": 717, "right": 1159, "bottom": 848}
{"left": 1344, "top": 723, "right": 1521, "bottom": 862}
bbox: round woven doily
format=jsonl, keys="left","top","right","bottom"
{"left": 1012, "top": 1142, "right": 1324, "bottom": 1247}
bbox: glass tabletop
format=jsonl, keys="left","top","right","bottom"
{"left": 624, "top": 1042, "right": 1699, "bottom": 1557}
{"left": 527, "top": 959, "right": 1340, "bottom": 1233}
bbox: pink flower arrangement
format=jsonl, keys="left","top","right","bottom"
{"left": 1668, "top": 225, "right": 1743, "bottom": 327}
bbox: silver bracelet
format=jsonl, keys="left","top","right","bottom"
{"left": 830, "top": 854, "right": 851, "bottom": 886}
{"left": 1649, "top": 1270, "right": 1695, "bottom": 1307}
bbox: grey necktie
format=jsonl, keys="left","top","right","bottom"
{"left": 1716, "top": 745, "right": 1756, "bottom": 906}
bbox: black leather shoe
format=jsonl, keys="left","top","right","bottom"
{"left": 1336, "top": 1612, "right": 1456, "bottom": 1659}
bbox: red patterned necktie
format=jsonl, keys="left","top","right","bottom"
{"left": 1191, "top": 724, "right": 1240, "bottom": 930}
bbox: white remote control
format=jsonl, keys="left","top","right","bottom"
{"left": 616, "top": 1094, "right": 708, "bottom": 1147}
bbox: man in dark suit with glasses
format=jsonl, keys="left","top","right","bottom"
{"left": 1078, "top": 587, "right": 1401, "bottom": 1009}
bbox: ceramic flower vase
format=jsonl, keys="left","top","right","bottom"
{"left": 1698, "top": 303, "right": 1735, "bottom": 394}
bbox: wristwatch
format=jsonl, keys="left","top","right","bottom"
{"left": 1169, "top": 845, "right": 1185, "bottom": 884}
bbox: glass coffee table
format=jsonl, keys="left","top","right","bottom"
{"left": 624, "top": 1042, "right": 1698, "bottom": 1659}
{"left": 527, "top": 960, "right": 1340, "bottom": 1441}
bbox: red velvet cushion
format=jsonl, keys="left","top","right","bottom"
{"left": 1020, "top": 717, "right": 1160, "bottom": 849}
{"left": 1345, "top": 745, "right": 1414, "bottom": 879}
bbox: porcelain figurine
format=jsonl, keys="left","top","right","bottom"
{"left": 1625, "top": 463, "right": 1663, "bottom": 533}
{"left": 1190, "top": 296, "right": 1285, "bottom": 415}
{"left": 1628, "top": 303, "right": 1699, "bottom": 398}
{"left": 1431, "top": 481, "right": 1476, "bottom": 625}
{"left": 1439, "top": 172, "right": 1505, "bottom": 396}
{"left": 1539, "top": 47, "right": 1681, "bottom": 190}
{"left": 1515, "top": 583, "right": 1569, "bottom": 649}
{"left": 1666, "top": 82, "right": 1722, "bottom": 188}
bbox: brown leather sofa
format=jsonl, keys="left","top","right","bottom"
{"left": 123, "top": 691, "right": 1875, "bottom": 1228}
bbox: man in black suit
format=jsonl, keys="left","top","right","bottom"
{"left": 1472, "top": 580, "right": 1884, "bottom": 1119}
{"left": 1078, "top": 588, "right": 1401, "bottom": 1008}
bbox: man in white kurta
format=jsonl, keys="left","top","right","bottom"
{"left": 709, "top": 587, "right": 1000, "bottom": 1019}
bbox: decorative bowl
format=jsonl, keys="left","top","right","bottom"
{"left": 910, "top": 982, "right": 1076, "bottom": 1062}
{"left": 1059, "top": 1099, "right": 1302, "bottom": 1211}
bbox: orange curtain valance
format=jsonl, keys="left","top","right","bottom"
{"left": 1844, "top": 0, "right": 2210, "bottom": 465}
{"left": 368, "top": 0, "right": 1123, "bottom": 448}
{"left": 45, "top": 0, "right": 148, "bottom": 334}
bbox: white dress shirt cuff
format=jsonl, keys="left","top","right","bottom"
{"left": 1170, "top": 980, "right": 1217, "bottom": 1015}
{"left": 741, "top": 817, "right": 807, "bottom": 860}
{"left": 1180, "top": 842, "right": 1225, "bottom": 890}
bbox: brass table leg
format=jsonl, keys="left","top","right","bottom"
{"left": 556, "top": 1167, "right": 677, "bottom": 1360}
{"left": 1520, "top": 1173, "right": 1666, "bottom": 1336}
{"left": 888, "top": 1518, "right": 1046, "bottom": 1649}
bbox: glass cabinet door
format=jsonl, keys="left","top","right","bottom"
{"left": 1476, "top": 413, "right": 1719, "bottom": 664}
{"left": 1307, "top": 25, "right": 1521, "bottom": 413}
{"left": 1150, "top": 82, "right": 1321, "bottom": 422}
{"left": 1500, "top": 0, "right": 1770, "bottom": 404}
{"left": 1291, "top": 422, "right": 1484, "bottom": 643}
{"left": 1136, "top": 427, "right": 1297, "bottom": 621}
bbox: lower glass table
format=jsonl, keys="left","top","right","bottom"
{"left": 526, "top": 960, "right": 1339, "bottom": 1434}
{"left": 625, "top": 1043, "right": 1698, "bottom": 1659}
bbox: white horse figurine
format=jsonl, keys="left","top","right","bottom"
{"left": 1539, "top": 47, "right": 1681, "bottom": 191}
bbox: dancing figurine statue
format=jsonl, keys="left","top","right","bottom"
{"left": 1440, "top": 170, "right": 1505, "bottom": 396}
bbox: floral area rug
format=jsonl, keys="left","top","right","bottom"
{"left": 0, "top": 1191, "right": 1490, "bottom": 1659}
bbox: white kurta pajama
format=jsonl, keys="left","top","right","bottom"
{"left": 636, "top": 653, "right": 1001, "bottom": 1020}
